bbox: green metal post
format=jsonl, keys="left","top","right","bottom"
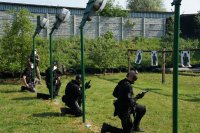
{"left": 80, "top": 27, "right": 86, "bottom": 123}
{"left": 79, "top": 0, "right": 107, "bottom": 123}
{"left": 172, "top": 0, "right": 181, "bottom": 133}
{"left": 32, "top": 36, "right": 36, "bottom": 79}
{"left": 49, "top": 32, "right": 54, "bottom": 100}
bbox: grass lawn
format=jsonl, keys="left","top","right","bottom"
{"left": 0, "top": 73, "right": 199, "bottom": 133}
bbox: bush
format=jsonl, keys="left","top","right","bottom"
{"left": 1, "top": 32, "right": 200, "bottom": 75}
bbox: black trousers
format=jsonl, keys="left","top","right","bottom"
{"left": 47, "top": 82, "right": 61, "bottom": 97}
{"left": 101, "top": 104, "right": 146, "bottom": 133}
{"left": 118, "top": 104, "right": 146, "bottom": 132}
{"left": 21, "top": 86, "right": 35, "bottom": 92}
{"left": 133, "top": 104, "right": 146, "bottom": 129}
{"left": 63, "top": 98, "right": 82, "bottom": 116}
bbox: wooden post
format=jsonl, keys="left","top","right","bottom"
{"left": 61, "top": 64, "right": 65, "bottom": 75}
{"left": 162, "top": 48, "right": 166, "bottom": 84}
{"left": 98, "top": 16, "right": 100, "bottom": 37}
{"left": 142, "top": 17, "right": 145, "bottom": 37}
{"left": 128, "top": 50, "right": 131, "bottom": 72}
{"left": 121, "top": 17, "right": 123, "bottom": 40}
{"left": 73, "top": 15, "right": 76, "bottom": 36}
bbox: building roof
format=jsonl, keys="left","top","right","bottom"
{"left": 0, "top": 1, "right": 174, "bottom": 18}
{"left": 0, "top": 0, "right": 83, "bottom": 8}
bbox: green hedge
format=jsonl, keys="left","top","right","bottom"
{"left": 0, "top": 36, "right": 200, "bottom": 73}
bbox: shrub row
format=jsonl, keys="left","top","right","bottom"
{"left": 0, "top": 35, "right": 200, "bottom": 77}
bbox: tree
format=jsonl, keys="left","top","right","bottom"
{"left": 165, "top": 16, "right": 174, "bottom": 36}
{"left": 0, "top": 9, "right": 34, "bottom": 73}
{"left": 194, "top": 11, "right": 200, "bottom": 25}
{"left": 88, "top": 34, "right": 121, "bottom": 73}
{"left": 99, "top": 0, "right": 128, "bottom": 17}
{"left": 127, "top": 0, "right": 166, "bottom": 12}
{"left": 194, "top": 11, "right": 200, "bottom": 39}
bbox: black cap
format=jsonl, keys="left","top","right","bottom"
{"left": 76, "top": 74, "right": 82, "bottom": 80}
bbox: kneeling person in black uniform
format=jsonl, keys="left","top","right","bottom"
{"left": 61, "top": 75, "right": 91, "bottom": 117}
{"left": 45, "top": 62, "right": 62, "bottom": 98}
{"left": 21, "top": 63, "right": 37, "bottom": 92}
{"left": 101, "top": 70, "right": 147, "bottom": 133}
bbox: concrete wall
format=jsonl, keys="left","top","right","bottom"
{"left": 0, "top": 11, "right": 166, "bottom": 40}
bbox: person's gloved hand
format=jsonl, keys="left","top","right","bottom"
{"left": 135, "top": 90, "right": 148, "bottom": 99}
{"left": 85, "top": 80, "right": 91, "bottom": 89}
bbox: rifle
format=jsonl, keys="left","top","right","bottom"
{"left": 134, "top": 90, "right": 149, "bottom": 101}
{"left": 131, "top": 90, "right": 148, "bottom": 117}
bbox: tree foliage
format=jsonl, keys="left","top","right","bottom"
{"left": 88, "top": 34, "right": 121, "bottom": 72}
{"left": 99, "top": 0, "right": 128, "bottom": 17}
{"left": 0, "top": 9, "right": 34, "bottom": 72}
{"left": 194, "top": 11, "right": 200, "bottom": 25}
{"left": 1, "top": 35, "right": 200, "bottom": 74}
{"left": 127, "top": 0, "right": 166, "bottom": 12}
{"left": 194, "top": 11, "right": 200, "bottom": 39}
{"left": 165, "top": 16, "right": 174, "bottom": 36}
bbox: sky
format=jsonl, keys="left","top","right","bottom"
{"left": 0, "top": 0, "right": 199, "bottom": 14}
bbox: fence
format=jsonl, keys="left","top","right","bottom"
{"left": 0, "top": 11, "right": 166, "bottom": 40}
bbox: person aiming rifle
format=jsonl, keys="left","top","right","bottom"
{"left": 61, "top": 75, "right": 91, "bottom": 117}
{"left": 101, "top": 70, "right": 148, "bottom": 133}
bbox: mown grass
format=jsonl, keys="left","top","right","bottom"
{"left": 0, "top": 73, "right": 199, "bottom": 133}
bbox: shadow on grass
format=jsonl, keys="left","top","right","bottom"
{"left": 96, "top": 76, "right": 119, "bottom": 83}
{"left": 181, "top": 98, "right": 200, "bottom": 102}
{"left": 98, "top": 76, "right": 200, "bottom": 103}
{"left": 137, "top": 87, "right": 200, "bottom": 103}
{"left": 99, "top": 76, "right": 172, "bottom": 97}
{"left": 179, "top": 93, "right": 200, "bottom": 103}
{"left": 32, "top": 112, "right": 61, "bottom": 117}
{"left": 135, "top": 86, "right": 171, "bottom": 97}
{"left": 11, "top": 97, "right": 36, "bottom": 100}
{"left": 0, "top": 89, "right": 20, "bottom": 93}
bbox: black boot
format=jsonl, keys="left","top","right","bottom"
{"left": 21, "top": 86, "right": 26, "bottom": 91}
{"left": 133, "top": 127, "right": 144, "bottom": 132}
{"left": 60, "top": 107, "right": 76, "bottom": 116}
{"left": 29, "top": 87, "right": 36, "bottom": 93}
{"left": 101, "top": 123, "right": 110, "bottom": 133}
{"left": 60, "top": 107, "right": 67, "bottom": 116}
{"left": 101, "top": 123, "right": 123, "bottom": 133}
{"left": 37, "top": 93, "right": 50, "bottom": 99}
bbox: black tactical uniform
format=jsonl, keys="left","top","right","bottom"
{"left": 45, "top": 67, "right": 62, "bottom": 98}
{"left": 113, "top": 78, "right": 146, "bottom": 132}
{"left": 21, "top": 66, "right": 35, "bottom": 92}
{"left": 61, "top": 75, "right": 91, "bottom": 116}
{"left": 62, "top": 78, "right": 82, "bottom": 116}
{"left": 101, "top": 73, "right": 146, "bottom": 133}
